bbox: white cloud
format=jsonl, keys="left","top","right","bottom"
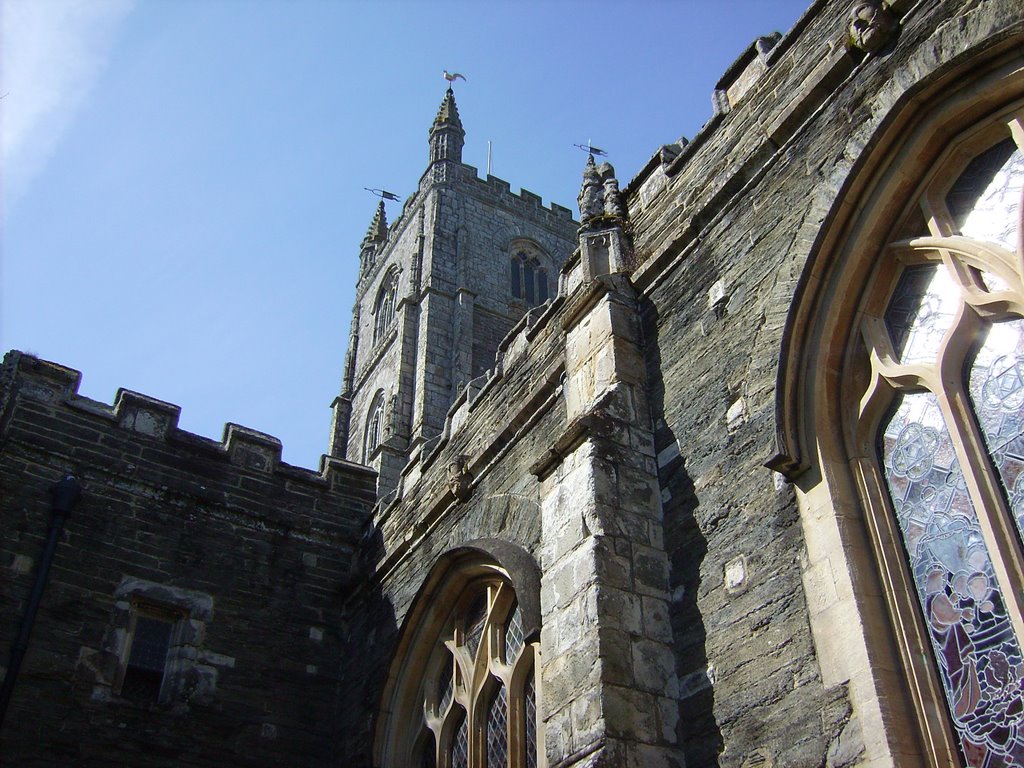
{"left": 1, "top": 0, "right": 135, "bottom": 207}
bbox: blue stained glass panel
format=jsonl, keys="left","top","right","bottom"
{"left": 880, "top": 391, "right": 1024, "bottom": 766}
{"left": 884, "top": 264, "right": 960, "bottom": 365}
{"left": 969, "top": 319, "right": 1024, "bottom": 544}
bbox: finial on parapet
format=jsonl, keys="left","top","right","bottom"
{"left": 576, "top": 149, "right": 627, "bottom": 231}
{"left": 847, "top": 0, "right": 898, "bottom": 54}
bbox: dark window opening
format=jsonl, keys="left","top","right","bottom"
{"left": 121, "top": 614, "right": 173, "bottom": 702}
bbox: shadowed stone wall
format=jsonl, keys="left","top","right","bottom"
{"left": 0, "top": 352, "right": 375, "bottom": 767}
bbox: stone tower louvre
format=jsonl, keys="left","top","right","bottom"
{"left": 329, "top": 88, "right": 577, "bottom": 495}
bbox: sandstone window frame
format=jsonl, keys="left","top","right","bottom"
{"left": 845, "top": 109, "right": 1024, "bottom": 766}
{"left": 374, "top": 542, "right": 543, "bottom": 768}
{"left": 773, "top": 50, "right": 1024, "bottom": 767}
{"left": 87, "top": 578, "right": 216, "bottom": 710}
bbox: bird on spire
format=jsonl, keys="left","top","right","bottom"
{"left": 443, "top": 70, "right": 467, "bottom": 86}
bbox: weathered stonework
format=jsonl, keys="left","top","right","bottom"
{"left": 4, "top": 1, "right": 1024, "bottom": 766}
{"left": 0, "top": 352, "right": 375, "bottom": 766}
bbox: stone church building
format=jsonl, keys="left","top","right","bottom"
{"left": 3, "top": 1, "right": 1024, "bottom": 766}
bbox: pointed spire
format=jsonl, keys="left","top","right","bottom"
{"left": 429, "top": 88, "right": 465, "bottom": 166}
{"left": 362, "top": 201, "right": 388, "bottom": 247}
{"left": 433, "top": 87, "right": 463, "bottom": 131}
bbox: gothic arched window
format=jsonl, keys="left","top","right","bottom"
{"left": 374, "top": 549, "right": 542, "bottom": 768}
{"left": 509, "top": 244, "right": 549, "bottom": 307}
{"left": 364, "top": 390, "right": 386, "bottom": 461}
{"left": 424, "top": 580, "right": 537, "bottom": 768}
{"left": 847, "top": 112, "right": 1024, "bottom": 766}
{"left": 374, "top": 272, "right": 399, "bottom": 344}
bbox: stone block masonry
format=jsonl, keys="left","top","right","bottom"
{"left": 0, "top": 351, "right": 375, "bottom": 767}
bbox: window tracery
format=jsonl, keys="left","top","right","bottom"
{"left": 848, "top": 113, "right": 1024, "bottom": 766}
{"left": 423, "top": 580, "right": 539, "bottom": 768}
{"left": 509, "top": 244, "right": 549, "bottom": 307}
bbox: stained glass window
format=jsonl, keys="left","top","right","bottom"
{"left": 883, "top": 264, "right": 959, "bottom": 365}
{"left": 373, "top": 273, "right": 398, "bottom": 344}
{"left": 465, "top": 593, "right": 487, "bottom": 661}
{"left": 524, "top": 261, "right": 536, "bottom": 305}
{"left": 855, "top": 124, "right": 1024, "bottom": 767}
{"left": 437, "top": 648, "right": 454, "bottom": 714}
{"left": 880, "top": 392, "right": 1024, "bottom": 764}
{"left": 504, "top": 603, "right": 524, "bottom": 663}
{"left": 509, "top": 245, "right": 550, "bottom": 307}
{"left": 969, "top": 319, "right": 1024, "bottom": 543}
{"left": 364, "top": 391, "right": 386, "bottom": 460}
{"left": 947, "top": 138, "right": 1023, "bottom": 251}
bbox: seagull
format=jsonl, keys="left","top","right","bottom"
{"left": 443, "top": 70, "right": 467, "bottom": 85}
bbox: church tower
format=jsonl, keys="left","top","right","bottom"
{"left": 329, "top": 88, "right": 578, "bottom": 496}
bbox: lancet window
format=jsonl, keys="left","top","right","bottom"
{"left": 364, "top": 390, "right": 386, "bottom": 461}
{"left": 509, "top": 244, "right": 549, "bottom": 307}
{"left": 374, "top": 272, "right": 399, "bottom": 344}
{"left": 376, "top": 551, "right": 542, "bottom": 768}
{"left": 847, "top": 112, "right": 1024, "bottom": 766}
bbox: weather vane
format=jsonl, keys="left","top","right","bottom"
{"left": 443, "top": 70, "right": 467, "bottom": 87}
{"left": 364, "top": 188, "right": 399, "bottom": 201}
{"left": 573, "top": 142, "right": 607, "bottom": 157}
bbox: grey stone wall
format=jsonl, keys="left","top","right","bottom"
{"left": 333, "top": 96, "right": 577, "bottom": 497}
{"left": 0, "top": 351, "right": 375, "bottom": 767}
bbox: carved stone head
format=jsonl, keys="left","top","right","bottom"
{"left": 447, "top": 455, "right": 472, "bottom": 502}
{"left": 848, "top": 1, "right": 897, "bottom": 54}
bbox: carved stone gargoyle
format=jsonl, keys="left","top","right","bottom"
{"left": 447, "top": 455, "right": 472, "bottom": 502}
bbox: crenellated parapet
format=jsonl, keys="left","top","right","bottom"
{"left": 2, "top": 351, "right": 375, "bottom": 495}
{"left": 624, "top": 0, "right": 909, "bottom": 283}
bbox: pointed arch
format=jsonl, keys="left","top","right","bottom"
{"left": 374, "top": 541, "right": 542, "bottom": 768}
{"left": 508, "top": 240, "right": 550, "bottom": 307}
{"left": 773, "top": 38, "right": 1024, "bottom": 767}
{"left": 364, "top": 389, "right": 386, "bottom": 461}
{"left": 374, "top": 269, "right": 400, "bottom": 344}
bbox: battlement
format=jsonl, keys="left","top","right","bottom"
{"left": 462, "top": 164, "right": 577, "bottom": 222}
{"left": 1, "top": 350, "right": 375, "bottom": 491}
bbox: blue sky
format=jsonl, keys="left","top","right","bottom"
{"left": 2, "top": 0, "right": 810, "bottom": 468}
